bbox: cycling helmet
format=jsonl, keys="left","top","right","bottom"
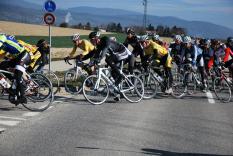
{"left": 152, "top": 34, "right": 160, "bottom": 41}
{"left": 183, "top": 36, "right": 192, "bottom": 43}
{"left": 126, "top": 28, "right": 135, "bottom": 35}
{"left": 89, "top": 31, "right": 100, "bottom": 39}
{"left": 204, "top": 39, "right": 211, "bottom": 45}
{"left": 109, "top": 36, "right": 117, "bottom": 41}
{"left": 174, "top": 35, "right": 183, "bottom": 42}
{"left": 138, "top": 35, "right": 149, "bottom": 42}
{"left": 72, "top": 33, "right": 80, "bottom": 41}
{"left": 227, "top": 37, "right": 233, "bottom": 43}
{"left": 36, "top": 39, "right": 46, "bottom": 47}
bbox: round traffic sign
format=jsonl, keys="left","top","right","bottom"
{"left": 44, "top": 13, "right": 56, "bottom": 25}
{"left": 44, "top": 0, "right": 56, "bottom": 12}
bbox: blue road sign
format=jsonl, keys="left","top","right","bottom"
{"left": 44, "top": 0, "right": 56, "bottom": 12}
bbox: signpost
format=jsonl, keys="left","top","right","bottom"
{"left": 44, "top": 0, "right": 56, "bottom": 72}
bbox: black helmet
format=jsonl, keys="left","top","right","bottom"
{"left": 126, "top": 28, "right": 135, "bottom": 35}
{"left": 89, "top": 31, "right": 100, "bottom": 39}
{"left": 36, "top": 39, "right": 46, "bottom": 47}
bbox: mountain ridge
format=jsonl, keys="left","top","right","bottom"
{"left": 0, "top": 1, "right": 232, "bottom": 39}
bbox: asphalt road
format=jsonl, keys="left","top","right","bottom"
{"left": 0, "top": 92, "right": 233, "bottom": 156}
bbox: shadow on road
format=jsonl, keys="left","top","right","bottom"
{"left": 75, "top": 147, "right": 231, "bottom": 155}
{"left": 141, "top": 148, "right": 231, "bottom": 156}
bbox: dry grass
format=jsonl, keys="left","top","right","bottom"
{"left": 0, "top": 21, "right": 111, "bottom": 36}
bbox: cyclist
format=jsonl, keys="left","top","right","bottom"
{"left": 181, "top": 36, "right": 207, "bottom": 92}
{"left": 169, "top": 35, "right": 184, "bottom": 68}
{"left": 224, "top": 37, "right": 233, "bottom": 79}
{"left": 0, "top": 34, "right": 31, "bottom": 104}
{"left": 66, "top": 33, "right": 96, "bottom": 62}
{"left": 139, "top": 35, "right": 173, "bottom": 94}
{"left": 200, "top": 39, "right": 214, "bottom": 74}
{"left": 95, "top": 36, "right": 133, "bottom": 101}
{"left": 34, "top": 39, "right": 50, "bottom": 72}
{"left": 123, "top": 28, "right": 144, "bottom": 61}
{"left": 65, "top": 33, "right": 97, "bottom": 75}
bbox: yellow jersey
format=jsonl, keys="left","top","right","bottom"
{"left": 69, "top": 40, "right": 95, "bottom": 57}
{"left": 18, "top": 40, "right": 41, "bottom": 68}
{"left": 144, "top": 40, "right": 168, "bottom": 57}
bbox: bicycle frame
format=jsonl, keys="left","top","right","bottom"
{"left": 95, "top": 64, "right": 135, "bottom": 94}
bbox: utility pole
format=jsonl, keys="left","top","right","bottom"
{"left": 142, "top": 0, "right": 148, "bottom": 29}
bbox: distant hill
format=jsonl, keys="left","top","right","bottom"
{"left": 0, "top": 0, "right": 233, "bottom": 39}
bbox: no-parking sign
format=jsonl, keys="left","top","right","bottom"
{"left": 44, "top": 13, "right": 56, "bottom": 25}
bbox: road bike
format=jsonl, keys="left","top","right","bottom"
{"left": 64, "top": 58, "right": 94, "bottom": 94}
{"left": 82, "top": 61, "right": 144, "bottom": 105}
{"left": 213, "top": 64, "right": 232, "bottom": 103}
{"left": 0, "top": 69, "right": 54, "bottom": 111}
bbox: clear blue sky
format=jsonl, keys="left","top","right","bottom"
{"left": 25, "top": 0, "right": 233, "bottom": 29}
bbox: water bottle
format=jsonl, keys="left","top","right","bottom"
{"left": 153, "top": 72, "right": 163, "bottom": 83}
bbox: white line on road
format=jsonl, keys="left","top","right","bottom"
{"left": 0, "top": 120, "right": 20, "bottom": 126}
{"left": 23, "top": 112, "right": 40, "bottom": 117}
{"left": 206, "top": 91, "right": 215, "bottom": 104}
{"left": 0, "top": 115, "right": 26, "bottom": 121}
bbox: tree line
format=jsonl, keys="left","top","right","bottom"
{"left": 59, "top": 22, "right": 187, "bottom": 36}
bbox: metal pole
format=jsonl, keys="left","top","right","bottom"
{"left": 143, "top": 0, "right": 148, "bottom": 29}
{"left": 49, "top": 24, "right": 51, "bottom": 72}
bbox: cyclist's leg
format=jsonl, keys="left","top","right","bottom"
{"left": 105, "top": 55, "right": 122, "bottom": 84}
{"left": 197, "top": 56, "right": 207, "bottom": 89}
{"left": 15, "top": 52, "right": 31, "bottom": 103}
{"left": 127, "top": 54, "right": 135, "bottom": 74}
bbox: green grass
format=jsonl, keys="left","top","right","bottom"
{"left": 16, "top": 33, "right": 127, "bottom": 48}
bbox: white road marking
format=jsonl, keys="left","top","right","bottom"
{"left": 206, "top": 91, "right": 215, "bottom": 104}
{"left": 23, "top": 112, "right": 40, "bottom": 117}
{"left": 0, "top": 115, "right": 26, "bottom": 121}
{"left": 0, "top": 120, "right": 20, "bottom": 126}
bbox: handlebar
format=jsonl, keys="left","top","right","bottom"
{"left": 64, "top": 57, "right": 73, "bottom": 65}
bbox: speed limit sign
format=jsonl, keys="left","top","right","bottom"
{"left": 44, "top": 13, "right": 56, "bottom": 25}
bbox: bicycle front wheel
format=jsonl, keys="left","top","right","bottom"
{"left": 214, "top": 77, "right": 231, "bottom": 103}
{"left": 22, "top": 78, "right": 54, "bottom": 111}
{"left": 171, "top": 73, "right": 186, "bottom": 98}
{"left": 83, "top": 75, "right": 109, "bottom": 105}
{"left": 42, "top": 69, "right": 60, "bottom": 95}
{"left": 120, "top": 75, "right": 144, "bottom": 103}
{"left": 64, "top": 69, "right": 87, "bottom": 94}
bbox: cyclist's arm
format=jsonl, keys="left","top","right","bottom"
{"left": 69, "top": 45, "right": 78, "bottom": 57}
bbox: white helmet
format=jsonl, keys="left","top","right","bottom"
{"left": 153, "top": 34, "right": 160, "bottom": 41}
{"left": 138, "top": 35, "right": 149, "bottom": 42}
{"left": 174, "top": 35, "right": 183, "bottom": 42}
{"left": 183, "top": 36, "right": 192, "bottom": 43}
{"left": 72, "top": 33, "right": 80, "bottom": 41}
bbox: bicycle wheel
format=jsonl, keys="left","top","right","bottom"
{"left": 171, "top": 73, "right": 186, "bottom": 98}
{"left": 30, "top": 73, "right": 53, "bottom": 92}
{"left": 22, "top": 78, "right": 54, "bottom": 111}
{"left": 120, "top": 75, "right": 144, "bottom": 103}
{"left": 214, "top": 77, "right": 231, "bottom": 103}
{"left": 83, "top": 75, "right": 109, "bottom": 105}
{"left": 64, "top": 69, "right": 87, "bottom": 94}
{"left": 138, "top": 73, "right": 158, "bottom": 99}
{"left": 42, "top": 69, "right": 60, "bottom": 95}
